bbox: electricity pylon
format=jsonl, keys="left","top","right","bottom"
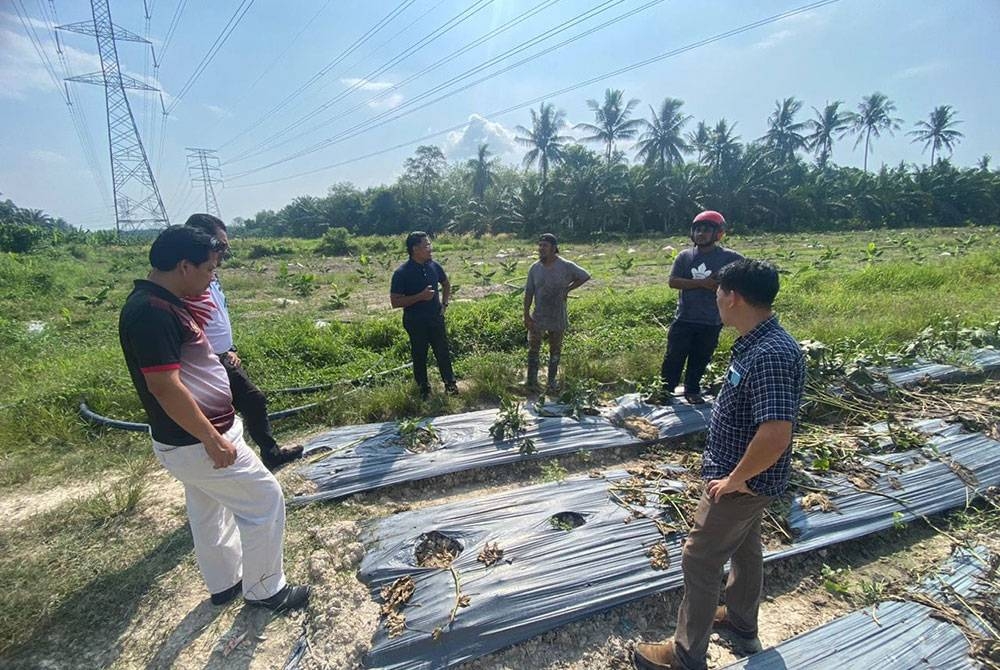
{"left": 186, "top": 148, "right": 223, "bottom": 218}
{"left": 58, "top": 0, "right": 168, "bottom": 235}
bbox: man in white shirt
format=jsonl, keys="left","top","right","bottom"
{"left": 184, "top": 214, "right": 302, "bottom": 469}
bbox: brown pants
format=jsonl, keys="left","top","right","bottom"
{"left": 674, "top": 491, "right": 774, "bottom": 670}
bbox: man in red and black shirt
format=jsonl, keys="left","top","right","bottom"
{"left": 119, "top": 225, "right": 309, "bottom": 612}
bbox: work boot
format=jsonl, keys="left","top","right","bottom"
{"left": 713, "top": 605, "right": 764, "bottom": 655}
{"left": 546, "top": 355, "right": 560, "bottom": 395}
{"left": 633, "top": 640, "right": 682, "bottom": 669}
{"left": 684, "top": 393, "right": 706, "bottom": 405}
{"left": 444, "top": 381, "right": 459, "bottom": 396}
{"left": 524, "top": 355, "right": 540, "bottom": 391}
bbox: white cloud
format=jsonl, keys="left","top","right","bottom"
{"left": 446, "top": 113, "right": 517, "bottom": 160}
{"left": 0, "top": 27, "right": 102, "bottom": 99}
{"left": 28, "top": 149, "right": 68, "bottom": 164}
{"left": 752, "top": 29, "right": 794, "bottom": 50}
{"left": 750, "top": 10, "right": 828, "bottom": 50}
{"left": 368, "top": 92, "right": 403, "bottom": 110}
{"left": 893, "top": 61, "right": 946, "bottom": 80}
{"left": 205, "top": 104, "right": 232, "bottom": 119}
{"left": 341, "top": 77, "right": 394, "bottom": 91}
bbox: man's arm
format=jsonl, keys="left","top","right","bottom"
{"left": 669, "top": 277, "right": 718, "bottom": 290}
{"left": 523, "top": 274, "right": 535, "bottom": 330}
{"left": 145, "top": 369, "right": 237, "bottom": 469}
{"left": 390, "top": 288, "right": 434, "bottom": 309}
{"left": 706, "top": 420, "right": 793, "bottom": 501}
{"left": 440, "top": 276, "right": 451, "bottom": 306}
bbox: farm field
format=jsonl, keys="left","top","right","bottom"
{"left": 1, "top": 225, "right": 999, "bottom": 669}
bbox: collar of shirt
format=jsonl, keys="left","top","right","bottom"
{"left": 731, "top": 314, "right": 779, "bottom": 356}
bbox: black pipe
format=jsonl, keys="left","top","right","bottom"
{"left": 79, "top": 362, "right": 413, "bottom": 431}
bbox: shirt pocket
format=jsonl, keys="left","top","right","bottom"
{"left": 716, "top": 360, "right": 749, "bottom": 416}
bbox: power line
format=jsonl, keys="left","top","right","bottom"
{"left": 14, "top": 0, "right": 112, "bottom": 212}
{"left": 165, "top": 0, "right": 255, "bottom": 114}
{"left": 228, "top": 0, "right": 495, "bottom": 158}
{"left": 157, "top": 0, "right": 188, "bottom": 66}
{"left": 198, "top": 0, "right": 337, "bottom": 141}
{"left": 227, "top": 0, "right": 650, "bottom": 177}
{"left": 229, "top": 0, "right": 842, "bottom": 189}
{"left": 216, "top": 0, "right": 416, "bottom": 151}
{"left": 224, "top": 0, "right": 571, "bottom": 166}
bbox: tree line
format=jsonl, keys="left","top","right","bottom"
{"left": 235, "top": 90, "right": 997, "bottom": 241}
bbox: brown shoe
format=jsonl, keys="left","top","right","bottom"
{"left": 713, "top": 606, "right": 763, "bottom": 654}
{"left": 634, "top": 640, "right": 682, "bottom": 670}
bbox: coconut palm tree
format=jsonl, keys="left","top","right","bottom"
{"left": 466, "top": 143, "right": 498, "bottom": 200}
{"left": 687, "top": 121, "right": 711, "bottom": 163}
{"left": 634, "top": 97, "right": 692, "bottom": 171}
{"left": 703, "top": 119, "right": 742, "bottom": 170}
{"left": 907, "top": 105, "right": 963, "bottom": 165}
{"left": 760, "top": 97, "right": 808, "bottom": 163}
{"left": 849, "top": 92, "right": 902, "bottom": 172}
{"left": 515, "top": 102, "right": 571, "bottom": 189}
{"left": 805, "top": 101, "right": 851, "bottom": 168}
{"left": 574, "top": 88, "right": 644, "bottom": 164}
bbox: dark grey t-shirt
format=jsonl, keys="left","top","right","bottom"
{"left": 670, "top": 246, "right": 743, "bottom": 325}
{"left": 526, "top": 256, "right": 591, "bottom": 331}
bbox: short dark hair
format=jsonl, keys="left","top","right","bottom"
{"left": 184, "top": 213, "right": 226, "bottom": 235}
{"left": 406, "top": 231, "right": 429, "bottom": 256}
{"left": 717, "top": 258, "right": 780, "bottom": 308}
{"left": 149, "top": 225, "right": 216, "bottom": 271}
{"left": 538, "top": 233, "right": 558, "bottom": 251}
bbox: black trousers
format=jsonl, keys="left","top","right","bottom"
{"left": 403, "top": 313, "right": 456, "bottom": 391}
{"left": 222, "top": 357, "right": 279, "bottom": 456}
{"left": 659, "top": 320, "right": 723, "bottom": 396}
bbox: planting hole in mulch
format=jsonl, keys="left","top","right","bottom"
{"left": 414, "top": 530, "right": 463, "bottom": 568}
{"left": 549, "top": 511, "right": 586, "bottom": 531}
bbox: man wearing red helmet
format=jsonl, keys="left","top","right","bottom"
{"left": 650, "top": 210, "right": 742, "bottom": 405}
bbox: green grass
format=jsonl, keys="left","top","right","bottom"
{"left": 3, "top": 226, "right": 1000, "bottom": 486}
{"left": 1, "top": 226, "right": 1000, "bottom": 660}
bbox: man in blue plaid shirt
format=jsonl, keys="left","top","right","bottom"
{"left": 635, "top": 259, "right": 805, "bottom": 670}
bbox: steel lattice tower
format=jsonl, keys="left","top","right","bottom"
{"left": 58, "top": 0, "right": 168, "bottom": 235}
{"left": 186, "top": 148, "right": 223, "bottom": 218}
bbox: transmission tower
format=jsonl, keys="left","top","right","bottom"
{"left": 186, "top": 148, "right": 223, "bottom": 218}
{"left": 58, "top": 0, "right": 168, "bottom": 235}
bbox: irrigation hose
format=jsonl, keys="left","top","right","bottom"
{"left": 79, "top": 362, "right": 412, "bottom": 431}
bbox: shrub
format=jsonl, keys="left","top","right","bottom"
{"left": 0, "top": 223, "right": 45, "bottom": 253}
{"left": 246, "top": 242, "right": 294, "bottom": 259}
{"left": 315, "top": 227, "right": 357, "bottom": 256}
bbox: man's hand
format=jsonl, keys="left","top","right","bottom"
{"left": 707, "top": 476, "right": 752, "bottom": 501}
{"left": 225, "top": 350, "right": 241, "bottom": 367}
{"left": 420, "top": 285, "right": 435, "bottom": 302}
{"left": 204, "top": 435, "right": 238, "bottom": 469}
{"left": 524, "top": 315, "right": 535, "bottom": 330}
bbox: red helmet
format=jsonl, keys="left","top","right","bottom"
{"left": 691, "top": 210, "right": 725, "bottom": 242}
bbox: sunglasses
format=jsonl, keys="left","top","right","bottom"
{"left": 210, "top": 237, "right": 232, "bottom": 261}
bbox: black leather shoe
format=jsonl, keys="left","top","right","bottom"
{"left": 246, "top": 584, "right": 311, "bottom": 612}
{"left": 210, "top": 580, "right": 242, "bottom": 606}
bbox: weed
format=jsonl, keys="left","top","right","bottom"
{"left": 289, "top": 273, "right": 317, "bottom": 297}
{"left": 858, "top": 576, "right": 890, "bottom": 605}
{"left": 821, "top": 563, "right": 852, "bottom": 597}
{"left": 397, "top": 418, "right": 440, "bottom": 452}
{"left": 540, "top": 460, "right": 567, "bottom": 482}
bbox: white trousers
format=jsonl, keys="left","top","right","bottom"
{"left": 153, "top": 418, "right": 287, "bottom": 600}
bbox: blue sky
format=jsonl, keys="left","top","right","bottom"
{"left": 2, "top": 0, "right": 998, "bottom": 229}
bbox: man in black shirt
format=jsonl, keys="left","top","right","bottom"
{"left": 119, "top": 226, "right": 309, "bottom": 612}
{"left": 389, "top": 231, "right": 458, "bottom": 399}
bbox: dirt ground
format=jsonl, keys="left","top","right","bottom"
{"left": 3, "top": 426, "right": 995, "bottom": 670}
